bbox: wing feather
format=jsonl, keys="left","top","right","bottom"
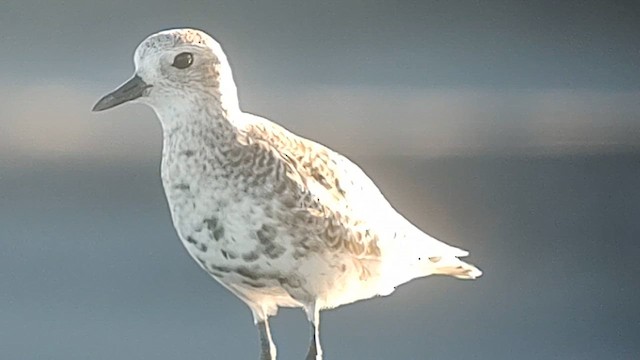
{"left": 239, "top": 113, "right": 467, "bottom": 260}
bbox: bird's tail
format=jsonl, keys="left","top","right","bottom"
{"left": 377, "top": 224, "right": 482, "bottom": 294}
{"left": 380, "top": 247, "right": 482, "bottom": 294}
{"left": 402, "top": 229, "right": 482, "bottom": 281}
{"left": 378, "top": 253, "right": 482, "bottom": 296}
{"left": 430, "top": 256, "right": 482, "bottom": 280}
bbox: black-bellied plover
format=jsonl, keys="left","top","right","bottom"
{"left": 93, "top": 28, "right": 481, "bottom": 360}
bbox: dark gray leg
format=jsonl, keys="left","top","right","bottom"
{"left": 257, "top": 319, "right": 276, "bottom": 360}
{"left": 305, "top": 306, "right": 322, "bottom": 360}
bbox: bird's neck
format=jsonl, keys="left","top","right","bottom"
{"left": 160, "top": 101, "right": 239, "bottom": 151}
{"left": 154, "top": 95, "right": 244, "bottom": 174}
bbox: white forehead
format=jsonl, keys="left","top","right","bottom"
{"left": 133, "top": 28, "right": 223, "bottom": 67}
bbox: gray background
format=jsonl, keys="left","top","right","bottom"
{"left": 1, "top": 1, "right": 639, "bottom": 359}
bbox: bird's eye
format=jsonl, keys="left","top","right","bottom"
{"left": 172, "top": 52, "right": 193, "bottom": 69}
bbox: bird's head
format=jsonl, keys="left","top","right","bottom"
{"left": 93, "top": 28, "right": 239, "bottom": 114}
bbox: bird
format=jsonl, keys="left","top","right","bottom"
{"left": 92, "top": 28, "right": 481, "bottom": 360}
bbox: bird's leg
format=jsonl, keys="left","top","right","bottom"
{"left": 305, "top": 305, "right": 322, "bottom": 360}
{"left": 257, "top": 318, "right": 276, "bottom": 360}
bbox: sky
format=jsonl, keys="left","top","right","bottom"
{"left": 1, "top": 1, "right": 639, "bottom": 359}
{"left": 1, "top": 0, "right": 639, "bottom": 160}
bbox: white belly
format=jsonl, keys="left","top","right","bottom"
{"left": 160, "top": 154, "right": 386, "bottom": 312}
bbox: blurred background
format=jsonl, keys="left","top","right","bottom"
{"left": 1, "top": 1, "right": 639, "bottom": 359}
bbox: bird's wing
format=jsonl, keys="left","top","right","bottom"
{"left": 241, "top": 113, "right": 389, "bottom": 216}
{"left": 239, "top": 114, "right": 468, "bottom": 260}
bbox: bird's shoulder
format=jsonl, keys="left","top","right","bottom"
{"left": 237, "top": 113, "right": 392, "bottom": 216}
{"left": 235, "top": 113, "right": 394, "bottom": 259}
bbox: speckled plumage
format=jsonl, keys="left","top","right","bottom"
{"left": 94, "top": 28, "right": 481, "bottom": 360}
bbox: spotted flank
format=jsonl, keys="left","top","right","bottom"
{"left": 93, "top": 28, "right": 482, "bottom": 360}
